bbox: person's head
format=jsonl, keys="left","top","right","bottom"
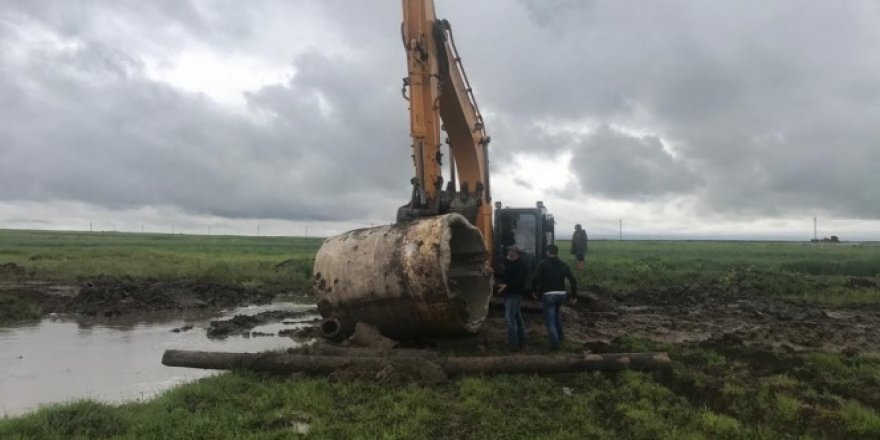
{"left": 575, "top": 224, "right": 582, "bottom": 231}
{"left": 506, "top": 245, "right": 520, "bottom": 261}
{"left": 546, "top": 244, "right": 559, "bottom": 257}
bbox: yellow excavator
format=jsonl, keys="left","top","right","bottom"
{"left": 313, "top": 0, "right": 555, "bottom": 341}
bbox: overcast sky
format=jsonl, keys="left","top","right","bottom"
{"left": 2, "top": 0, "right": 879, "bottom": 239}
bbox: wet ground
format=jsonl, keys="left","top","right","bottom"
{"left": 0, "top": 302, "right": 318, "bottom": 416}
{"left": 0, "top": 275, "right": 276, "bottom": 317}
{"left": 3, "top": 270, "right": 879, "bottom": 414}
{"left": 483, "top": 285, "right": 880, "bottom": 355}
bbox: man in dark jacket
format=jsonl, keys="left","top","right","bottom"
{"left": 498, "top": 245, "right": 528, "bottom": 351}
{"left": 532, "top": 244, "right": 578, "bottom": 350}
{"left": 571, "top": 224, "right": 588, "bottom": 272}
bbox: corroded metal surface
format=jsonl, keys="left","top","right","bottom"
{"left": 313, "top": 213, "right": 491, "bottom": 339}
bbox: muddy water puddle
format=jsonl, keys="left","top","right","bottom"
{"left": 0, "top": 302, "right": 318, "bottom": 416}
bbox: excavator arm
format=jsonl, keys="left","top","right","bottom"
{"left": 399, "top": 0, "right": 493, "bottom": 254}
{"left": 312, "top": 0, "right": 496, "bottom": 340}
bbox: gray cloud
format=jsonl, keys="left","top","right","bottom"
{"left": 1, "top": 0, "right": 879, "bottom": 231}
{"left": 0, "top": 20, "right": 410, "bottom": 222}
{"left": 451, "top": 0, "right": 880, "bottom": 218}
{"left": 569, "top": 125, "right": 700, "bottom": 199}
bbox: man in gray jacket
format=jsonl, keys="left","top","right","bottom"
{"left": 571, "top": 224, "right": 588, "bottom": 272}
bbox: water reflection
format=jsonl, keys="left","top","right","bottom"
{"left": 0, "top": 303, "right": 316, "bottom": 416}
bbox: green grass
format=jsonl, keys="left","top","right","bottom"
{"left": 0, "top": 294, "right": 41, "bottom": 323}
{"left": 3, "top": 230, "right": 880, "bottom": 304}
{"left": 0, "top": 229, "right": 323, "bottom": 292}
{"left": 3, "top": 347, "right": 879, "bottom": 439}
{"left": 570, "top": 240, "right": 880, "bottom": 306}
{"left": 1, "top": 231, "right": 880, "bottom": 437}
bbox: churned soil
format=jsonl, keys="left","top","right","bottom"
{"left": 481, "top": 284, "right": 880, "bottom": 356}
{"left": 0, "top": 275, "right": 275, "bottom": 317}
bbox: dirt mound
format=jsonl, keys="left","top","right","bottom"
{"left": 73, "top": 276, "right": 276, "bottom": 317}
{"left": 0, "top": 262, "right": 26, "bottom": 278}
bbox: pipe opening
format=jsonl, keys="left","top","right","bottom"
{"left": 447, "top": 221, "right": 491, "bottom": 327}
{"left": 321, "top": 319, "right": 341, "bottom": 337}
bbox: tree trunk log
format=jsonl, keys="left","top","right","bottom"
{"left": 162, "top": 349, "right": 670, "bottom": 377}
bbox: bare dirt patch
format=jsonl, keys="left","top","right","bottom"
{"left": 467, "top": 284, "right": 880, "bottom": 356}
{"left": 565, "top": 285, "right": 880, "bottom": 355}
{"left": 73, "top": 276, "right": 276, "bottom": 317}
{"left": 0, "top": 276, "right": 277, "bottom": 318}
{"left": 0, "top": 262, "right": 26, "bottom": 277}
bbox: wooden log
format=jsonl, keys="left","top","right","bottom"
{"left": 162, "top": 349, "right": 449, "bottom": 383}
{"left": 162, "top": 349, "right": 671, "bottom": 376}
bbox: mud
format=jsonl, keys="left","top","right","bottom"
{"left": 482, "top": 284, "right": 880, "bottom": 356}
{"left": 279, "top": 326, "right": 323, "bottom": 339}
{"left": 207, "top": 310, "right": 321, "bottom": 339}
{"left": 0, "top": 262, "right": 26, "bottom": 277}
{"left": 74, "top": 277, "right": 277, "bottom": 316}
{"left": 277, "top": 280, "right": 880, "bottom": 362}
{"left": 0, "top": 276, "right": 278, "bottom": 317}
{"left": 0, "top": 280, "right": 79, "bottom": 313}
{"left": 4, "top": 258, "right": 877, "bottom": 362}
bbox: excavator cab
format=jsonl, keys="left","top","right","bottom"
{"left": 493, "top": 201, "right": 555, "bottom": 291}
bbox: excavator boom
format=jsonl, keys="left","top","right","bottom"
{"left": 399, "top": 0, "right": 493, "bottom": 254}
{"left": 312, "top": 0, "right": 497, "bottom": 340}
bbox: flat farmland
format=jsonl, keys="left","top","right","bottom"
{"left": 2, "top": 230, "right": 879, "bottom": 438}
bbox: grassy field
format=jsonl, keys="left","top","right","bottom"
{"left": 0, "top": 229, "right": 322, "bottom": 290}
{"left": 3, "top": 229, "right": 879, "bottom": 305}
{"left": 580, "top": 240, "right": 880, "bottom": 306}
{"left": 2, "top": 230, "right": 880, "bottom": 438}
{"left": 1, "top": 341, "right": 878, "bottom": 439}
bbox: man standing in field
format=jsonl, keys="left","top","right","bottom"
{"left": 532, "top": 244, "right": 578, "bottom": 351}
{"left": 497, "top": 245, "right": 528, "bottom": 351}
{"left": 571, "top": 224, "right": 588, "bottom": 272}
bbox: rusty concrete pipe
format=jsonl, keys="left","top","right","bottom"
{"left": 313, "top": 213, "right": 491, "bottom": 339}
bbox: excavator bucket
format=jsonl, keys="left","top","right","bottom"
{"left": 313, "top": 213, "right": 492, "bottom": 340}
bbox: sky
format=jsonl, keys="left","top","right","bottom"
{"left": 1, "top": 0, "right": 879, "bottom": 240}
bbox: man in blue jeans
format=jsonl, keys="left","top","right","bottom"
{"left": 532, "top": 244, "right": 578, "bottom": 351}
{"left": 498, "top": 245, "right": 528, "bottom": 351}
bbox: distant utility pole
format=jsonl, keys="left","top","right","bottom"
{"left": 172, "top": 225, "right": 175, "bottom": 234}
{"left": 305, "top": 226, "right": 309, "bottom": 237}
{"left": 89, "top": 222, "right": 93, "bottom": 233}
{"left": 141, "top": 224, "right": 144, "bottom": 234}
{"left": 257, "top": 225, "right": 261, "bottom": 237}
{"left": 619, "top": 219, "right": 623, "bottom": 241}
{"left": 813, "top": 216, "right": 817, "bottom": 240}
{"left": 208, "top": 226, "right": 212, "bottom": 236}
